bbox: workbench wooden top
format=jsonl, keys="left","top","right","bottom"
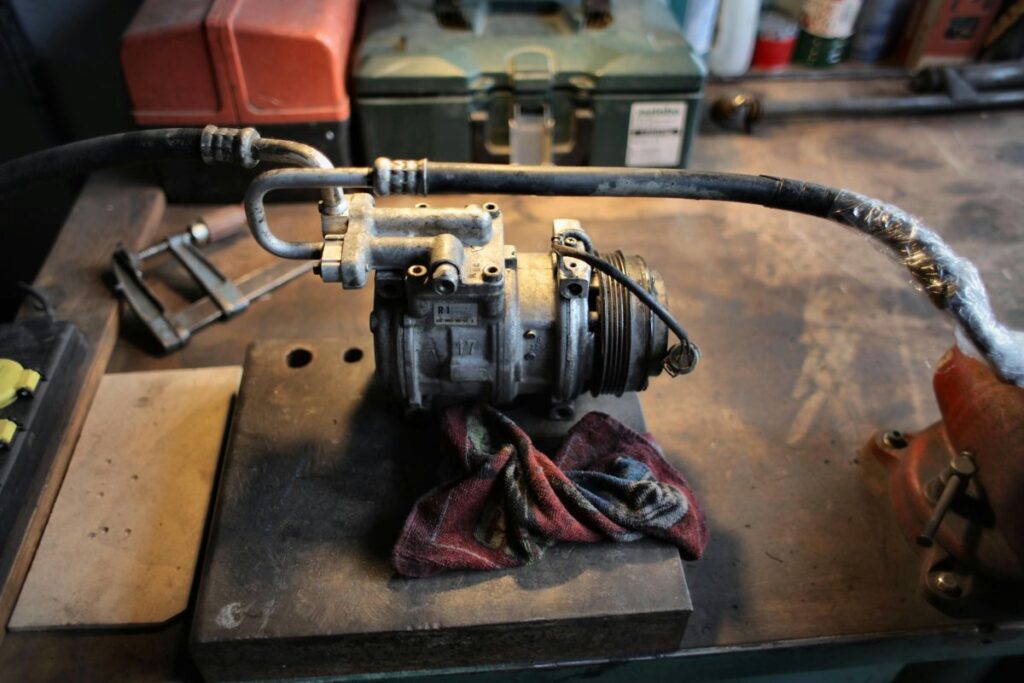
{"left": 5, "top": 81, "right": 1024, "bottom": 679}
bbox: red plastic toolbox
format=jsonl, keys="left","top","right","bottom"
{"left": 121, "top": 0, "right": 357, "bottom": 199}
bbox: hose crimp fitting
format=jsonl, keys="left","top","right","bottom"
{"left": 373, "top": 158, "right": 427, "bottom": 196}
{"left": 200, "top": 125, "right": 261, "bottom": 168}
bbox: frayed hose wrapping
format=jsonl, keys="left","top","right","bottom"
{"left": 829, "top": 190, "right": 1024, "bottom": 386}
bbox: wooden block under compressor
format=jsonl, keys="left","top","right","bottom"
{"left": 191, "top": 338, "right": 692, "bottom": 681}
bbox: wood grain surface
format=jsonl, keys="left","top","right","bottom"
{"left": 10, "top": 367, "right": 240, "bottom": 630}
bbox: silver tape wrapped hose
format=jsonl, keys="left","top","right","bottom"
{"left": 831, "top": 191, "right": 1024, "bottom": 386}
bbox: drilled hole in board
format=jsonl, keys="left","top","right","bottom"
{"left": 286, "top": 348, "right": 313, "bottom": 368}
{"left": 344, "top": 348, "right": 364, "bottom": 363}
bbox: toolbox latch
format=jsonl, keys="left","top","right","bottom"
{"left": 472, "top": 48, "right": 592, "bottom": 166}
{"left": 508, "top": 50, "right": 555, "bottom": 165}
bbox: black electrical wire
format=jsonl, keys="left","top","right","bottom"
{"left": 0, "top": 128, "right": 205, "bottom": 199}
{"left": 552, "top": 243, "right": 700, "bottom": 375}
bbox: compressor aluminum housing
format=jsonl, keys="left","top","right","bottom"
{"left": 323, "top": 194, "right": 668, "bottom": 417}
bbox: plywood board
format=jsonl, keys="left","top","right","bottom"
{"left": 9, "top": 366, "right": 241, "bottom": 629}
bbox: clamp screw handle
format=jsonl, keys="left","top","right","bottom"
{"left": 917, "top": 452, "right": 976, "bottom": 548}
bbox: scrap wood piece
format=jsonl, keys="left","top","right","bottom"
{"left": 9, "top": 366, "right": 241, "bottom": 630}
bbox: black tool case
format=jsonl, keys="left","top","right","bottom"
{"left": 0, "top": 318, "right": 88, "bottom": 593}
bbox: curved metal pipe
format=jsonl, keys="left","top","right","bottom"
{"left": 244, "top": 167, "right": 371, "bottom": 260}
{"left": 253, "top": 138, "right": 350, "bottom": 213}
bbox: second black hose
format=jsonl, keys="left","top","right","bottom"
{"left": 0, "top": 128, "right": 206, "bottom": 199}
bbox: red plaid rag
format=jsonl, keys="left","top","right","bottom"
{"left": 392, "top": 404, "right": 708, "bottom": 577}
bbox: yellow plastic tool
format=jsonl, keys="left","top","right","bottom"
{"left": 0, "top": 418, "right": 15, "bottom": 449}
{"left": 0, "top": 358, "right": 41, "bottom": 409}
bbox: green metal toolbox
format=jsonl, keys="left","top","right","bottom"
{"left": 353, "top": 0, "right": 706, "bottom": 168}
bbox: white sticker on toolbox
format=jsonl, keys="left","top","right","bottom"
{"left": 433, "top": 302, "right": 478, "bottom": 325}
{"left": 625, "top": 101, "right": 687, "bottom": 167}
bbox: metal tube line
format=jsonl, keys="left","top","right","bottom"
{"left": 252, "top": 138, "right": 349, "bottom": 213}
{"left": 243, "top": 159, "right": 1024, "bottom": 387}
{"left": 244, "top": 167, "right": 371, "bottom": 260}
{"left": 759, "top": 89, "right": 1024, "bottom": 119}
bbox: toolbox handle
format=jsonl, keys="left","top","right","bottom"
{"left": 434, "top": 0, "right": 611, "bottom": 30}
{"left": 471, "top": 106, "right": 593, "bottom": 165}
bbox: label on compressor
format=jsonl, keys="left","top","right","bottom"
{"left": 433, "top": 302, "right": 478, "bottom": 326}
{"left": 625, "top": 101, "right": 687, "bottom": 168}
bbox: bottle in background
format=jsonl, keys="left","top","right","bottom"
{"left": 751, "top": 10, "right": 799, "bottom": 69}
{"left": 794, "top": 0, "right": 865, "bottom": 67}
{"left": 709, "top": 0, "right": 763, "bottom": 76}
{"left": 850, "top": 0, "right": 912, "bottom": 62}
{"left": 682, "top": 0, "right": 722, "bottom": 58}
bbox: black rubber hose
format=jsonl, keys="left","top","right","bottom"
{"left": 0, "top": 128, "right": 205, "bottom": 199}
{"left": 375, "top": 160, "right": 1023, "bottom": 386}
{"left": 421, "top": 162, "right": 841, "bottom": 218}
